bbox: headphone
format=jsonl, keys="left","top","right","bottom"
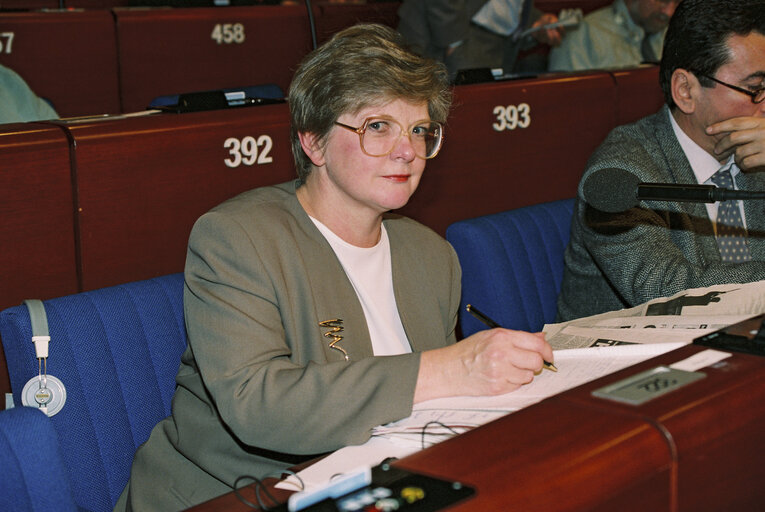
{"left": 20, "top": 299, "right": 66, "bottom": 416}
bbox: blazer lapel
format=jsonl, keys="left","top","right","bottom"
{"left": 387, "top": 223, "right": 446, "bottom": 354}
{"left": 286, "top": 192, "right": 374, "bottom": 362}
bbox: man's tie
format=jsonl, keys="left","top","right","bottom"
{"left": 515, "top": 0, "right": 534, "bottom": 40}
{"left": 711, "top": 168, "right": 752, "bottom": 262}
{"left": 641, "top": 33, "right": 656, "bottom": 63}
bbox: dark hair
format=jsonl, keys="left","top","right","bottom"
{"left": 288, "top": 23, "right": 451, "bottom": 182}
{"left": 659, "top": 0, "right": 765, "bottom": 109}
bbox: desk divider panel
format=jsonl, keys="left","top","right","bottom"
{"left": 610, "top": 65, "right": 665, "bottom": 126}
{"left": 396, "top": 71, "right": 617, "bottom": 236}
{"left": 114, "top": 6, "right": 313, "bottom": 113}
{"left": 0, "top": 10, "right": 121, "bottom": 118}
{"left": 0, "top": 123, "right": 79, "bottom": 312}
{"left": 64, "top": 104, "right": 295, "bottom": 291}
{"left": 0, "top": 122, "right": 79, "bottom": 404}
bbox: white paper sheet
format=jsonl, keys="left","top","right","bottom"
{"left": 276, "top": 342, "right": 684, "bottom": 493}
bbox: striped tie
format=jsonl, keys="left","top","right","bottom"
{"left": 710, "top": 168, "right": 752, "bottom": 262}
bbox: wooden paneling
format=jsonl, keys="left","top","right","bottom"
{"left": 63, "top": 104, "right": 294, "bottom": 290}
{"left": 610, "top": 65, "right": 665, "bottom": 126}
{"left": 315, "top": 1, "right": 400, "bottom": 44}
{"left": 114, "top": 6, "right": 312, "bottom": 113}
{"left": 396, "top": 71, "right": 617, "bottom": 236}
{"left": 0, "top": 10, "right": 121, "bottom": 117}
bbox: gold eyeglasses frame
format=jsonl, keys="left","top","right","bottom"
{"left": 334, "top": 116, "right": 444, "bottom": 160}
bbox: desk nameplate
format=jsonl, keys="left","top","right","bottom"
{"left": 592, "top": 365, "right": 706, "bottom": 406}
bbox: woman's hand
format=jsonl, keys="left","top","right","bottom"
{"left": 414, "top": 328, "right": 553, "bottom": 403}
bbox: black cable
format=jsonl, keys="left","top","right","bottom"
{"left": 232, "top": 469, "right": 306, "bottom": 510}
{"left": 304, "top": 0, "right": 318, "bottom": 50}
{"left": 233, "top": 474, "right": 280, "bottom": 510}
{"left": 420, "top": 420, "right": 461, "bottom": 450}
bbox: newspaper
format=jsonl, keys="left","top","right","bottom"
{"left": 544, "top": 280, "right": 765, "bottom": 349}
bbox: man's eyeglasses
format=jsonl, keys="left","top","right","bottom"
{"left": 334, "top": 117, "right": 444, "bottom": 160}
{"left": 698, "top": 73, "right": 765, "bottom": 104}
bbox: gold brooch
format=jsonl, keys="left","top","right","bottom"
{"left": 319, "top": 318, "right": 348, "bottom": 361}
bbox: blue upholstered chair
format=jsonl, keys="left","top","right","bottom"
{"left": 0, "top": 406, "right": 78, "bottom": 512}
{"left": 446, "top": 198, "right": 575, "bottom": 337}
{"left": 0, "top": 273, "right": 186, "bottom": 512}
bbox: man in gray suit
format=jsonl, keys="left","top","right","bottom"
{"left": 557, "top": 0, "right": 765, "bottom": 322}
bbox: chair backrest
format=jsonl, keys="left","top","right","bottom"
{"left": 0, "top": 273, "right": 186, "bottom": 512}
{"left": 446, "top": 198, "right": 575, "bottom": 337}
{"left": 0, "top": 406, "right": 78, "bottom": 512}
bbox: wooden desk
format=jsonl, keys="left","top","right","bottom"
{"left": 188, "top": 344, "right": 765, "bottom": 511}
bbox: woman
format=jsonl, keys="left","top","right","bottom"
{"left": 116, "top": 23, "right": 552, "bottom": 511}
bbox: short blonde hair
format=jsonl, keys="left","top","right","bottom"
{"left": 288, "top": 23, "right": 452, "bottom": 181}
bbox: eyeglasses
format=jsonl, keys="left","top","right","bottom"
{"left": 334, "top": 116, "right": 444, "bottom": 160}
{"left": 698, "top": 73, "right": 765, "bottom": 104}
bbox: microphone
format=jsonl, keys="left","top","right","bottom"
{"left": 582, "top": 168, "right": 765, "bottom": 213}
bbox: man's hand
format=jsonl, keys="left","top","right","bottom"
{"left": 706, "top": 116, "right": 765, "bottom": 170}
{"left": 530, "top": 13, "right": 564, "bottom": 47}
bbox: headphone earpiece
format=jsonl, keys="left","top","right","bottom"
{"left": 20, "top": 299, "right": 66, "bottom": 416}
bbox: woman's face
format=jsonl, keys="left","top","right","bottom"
{"left": 317, "top": 98, "right": 431, "bottom": 218}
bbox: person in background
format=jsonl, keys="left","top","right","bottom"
{"left": 0, "top": 63, "right": 57, "bottom": 124}
{"left": 548, "top": 0, "right": 679, "bottom": 72}
{"left": 557, "top": 0, "right": 765, "bottom": 322}
{"left": 116, "top": 23, "right": 553, "bottom": 511}
{"left": 398, "top": 0, "right": 564, "bottom": 79}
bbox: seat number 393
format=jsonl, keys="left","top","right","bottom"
{"left": 492, "top": 103, "right": 531, "bottom": 131}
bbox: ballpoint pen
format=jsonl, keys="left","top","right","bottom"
{"left": 465, "top": 304, "right": 558, "bottom": 372}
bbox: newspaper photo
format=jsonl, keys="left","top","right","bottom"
{"left": 544, "top": 280, "right": 765, "bottom": 349}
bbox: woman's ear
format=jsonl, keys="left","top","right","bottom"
{"left": 298, "top": 131, "right": 326, "bottom": 167}
{"left": 671, "top": 69, "right": 698, "bottom": 114}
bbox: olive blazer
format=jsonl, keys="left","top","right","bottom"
{"left": 116, "top": 181, "right": 461, "bottom": 511}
